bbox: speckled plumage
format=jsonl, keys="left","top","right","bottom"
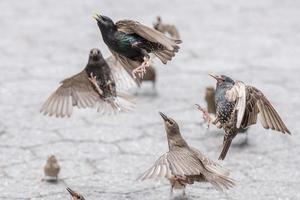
{"left": 201, "top": 74, "right": 290, "bottom": 160}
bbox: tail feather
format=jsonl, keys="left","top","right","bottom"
{"left": 218, "top": 139, "right": 233, "bottom": 160}
{"left": 97, "top": 93, "right": 135, "bottom": 115}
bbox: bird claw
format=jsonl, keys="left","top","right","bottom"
{"left": 195, "top": 104, "right": 211, "bottom": 128}
{"left": 132, "top": 58, "right": 150, "bottom": 79}
{"left": 88, "top": 72, "right": 103, "bottom": 96}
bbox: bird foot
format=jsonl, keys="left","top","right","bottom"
{"left": 88, "top": 72, "right": 103, "bottom": 96}
{"left": 195, "top": 104, "right": 211, "bottom": 128}
{"left": 132, "top": 58, "right": 150, "bottom": 79}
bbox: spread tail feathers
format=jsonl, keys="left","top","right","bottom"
{"left": 97, "top": 92, "right": 135, "bottom": 115}
{"left": 218, "top": 139, "right": 233, "bottom": 160}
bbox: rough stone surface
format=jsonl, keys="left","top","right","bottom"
{"left": 0, "top": 0, "right": 299, "bottom": 199}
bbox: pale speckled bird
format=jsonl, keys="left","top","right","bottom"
{"left": 93, "top": 14, "right": 181, "bottom": 79}
{"left": 197, "top": 74, "right": 291, "bottom": 160}
{"left": 44, "top": 155, "right": 60, "bottom": 181}
{"left": 138, "top": 112, "right": 235, "bottom": 198}
{"left": 66, "top": 188, "right": 85, "bottom": 200}
{"left": 40, "top": 48, "right": 135, "bottom": 117}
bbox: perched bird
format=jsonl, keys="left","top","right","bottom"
{"left": 197, "top": 74, "right": 291, "bottom": 160}
{"left": 93, "top": 14, "right": 181, "bottom": 78}
{"left": 40, "top": 48, "right": 134, "bottom": 117}
{"left": 66, "top": 188, "right": 85, "bottom": 200}
{"left": 204, "top": 86, "right": 250, "bottom": 144}
{"left": 138, "top": 112, "right": 235, "bottom": 197}
{"left": 153, "top": 16, "right": 181, "bottom": 40}
{"left": 44, "top": 155, "right": 60, "bottom": 181}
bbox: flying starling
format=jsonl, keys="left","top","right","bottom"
{"left": 197, "top": 74, "right": 291, "bottom": 160}
{"left": 93, "top": 13, "right": 181, "bottom": 79}
{"left": 203, "top": 86, "right": 249, "bottom": 144}
{"left": 44, "top": 155, "right": 60, "bottom": 181}
{"left": 138, "top": 112, "right": 235, "bottom": 197}
{"left": 40, "top": 48, "right": 134, "bottom": 117}
{"left": 66, "top": 188, "right": 85, "bottom": 200}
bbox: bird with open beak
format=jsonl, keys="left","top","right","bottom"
{"left": 66, "top": 188, "right": 85, "bottom": 200}
{"left": 138, "top": 112, "right": 235, "bottom": 198}
{"left": 197, "top": 74, "right": 290, "bottom": 160}
{"left": 40, "top": 48, "right": 134, "bottom": 117}
{"left": 92, "top": 13, "right": 181, "bottom": 79}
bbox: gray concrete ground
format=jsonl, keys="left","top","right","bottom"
{"left": 0, "top": 0, "right": 300, "bottom": 199}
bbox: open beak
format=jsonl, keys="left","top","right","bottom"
{"left": 66, "top": 188, "right": 77, "bottom": 198}
{"left": 92, "top": 12, "right": 102, "bottom": 22}
{"left": 159, "top": 112, "right": 168, "bottom": 121}
{"left": 209, "top": 73, "right": 223, "bottom": 82}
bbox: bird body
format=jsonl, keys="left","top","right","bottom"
{"left": 198, "top": 74, "right": 290, "bottom": 160}
{"left": 153, "top": 16, "right": 180, "bottom": 40}
{"left": 139, "top": 112, "right": 235, "bottom": 197}
{"left": 40, "top": 48, "right": 134, "bottom": 117}
{"left": 44, "top": 155, "right": 60, "bottom": 180}
{"left": 94, "top": 14, "right": 181, "bottom": 78}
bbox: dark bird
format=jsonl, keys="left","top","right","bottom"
{"left": 197, "top": 74, "right": 290, "bottom": 160}
{"left": 40, "top": 48, "right": 134, "bottom": 117}
{"left": 66, "top": 188, "right": 85, "bottom": 200}
{"left": 44, "top": 155, "right": 60, "bottom": 181}
{"left": 138, "top": 112, "right": 235, "bottom": 198}
{"left": 204, "top": 86, "right": 250, "bottom": 144}
{"left": 93, "top": 13, "right": 181, "bottom": 79}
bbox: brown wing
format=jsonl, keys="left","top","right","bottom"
{"left": 105, "top": 55, "right": 138, "bottom": 89}
{"left": 116, "top": 20, "right": 181, "bottom": 64}
{"left": 189, "top": 147, "right": 230, "bottom": 176}
{"left": 109, "top": 49, "right": 141, "bottom": 86}
{"left": 244, "top": 86, "right": 290, "bottom": 134}
{"left": 40, "top": 71, "right": 100, "bottom": 117}
{"left": 138, "top": 149, "right": 234, "bottom": 191}
{"left": 116, "top": 20, "right": 181, "bottom": 51}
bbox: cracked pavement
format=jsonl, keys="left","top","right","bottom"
{"left": 0, "top": 0, "right": 300, "bottom": 199}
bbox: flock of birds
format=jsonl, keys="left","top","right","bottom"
{"left": 40, "top": 13, "right": 291, "bottom": 199}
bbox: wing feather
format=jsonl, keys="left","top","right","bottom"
{"left": 40, "top": 71, "right": 100, "bottom": 117}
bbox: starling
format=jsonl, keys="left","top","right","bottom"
{"left": 44, "top": 155, "right": 60, "bottom": 181}
{"left": 40, "top": 48, "right": 134, "bottom": 117}
{"left": 204, "top": 86, "right": 250, "bottom": 144}
{"left": 93, "top": 14, "right": 181, "bottom": 78}
{"left": 66, "top": 188, "right": 85, "bottom": 200}
{"left": 138, "top": 112, "right": 235, "bottom": 197}
{"left": 153, "top": 16, "right": 181, "bottom": 40}
{"left": 197, "top": 74, "right": 291, "bottom": 160}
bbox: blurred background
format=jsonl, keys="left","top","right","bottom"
{"left": 0, "top": 0, "right": 299, "bottom": 199}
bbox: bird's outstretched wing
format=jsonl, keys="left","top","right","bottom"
{"left": 138, "top": 149, "right": 234, "bottom": 191}
{"left": 109, "top": 49, "right": 141, "bottom": 86}
{"left": 40, "top": 71, "right": 100, "bottom": 117}
{"left": 190, "top": 147, "right": 230, "bottom": 176}
{"left": 116, "top": 20, "right": 181, "bottom": 64}
{"left": 246, "top": 86, "right": 290, "bottom": 134}
{"left": 225, "top": 82, "right": 290, "bottom": 134}
{"left": 225, "top": 81, "right": 246, "bottom": 128}
{"left": 105, "top": 55, "right": 138, "bottom": 89}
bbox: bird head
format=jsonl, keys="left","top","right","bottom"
{"left": 89, "top": 48, "right": 102, "bottom": 61}
{"left": 47, "top": 155, "right": 58, "bottom": 164}
{"left": 66, "top": 188, "right": 86, "bottom": 200}
{"left": 159, "top": 112, "right": 179, "bottom": 135}
{"left": 92, "top": 13, "right": 115, "bottom": 32}
{"left": 209, "top": 74, "right": 235, "bottom": 86}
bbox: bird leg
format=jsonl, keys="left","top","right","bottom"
{"left": 195, "top": 104, "right": 212, "bottom": 128}
{"left": 132, "top": 56, "right": 150, "bottom": 79}
{"left": 88, "top": 72, "right": 103, "bottom": 97}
